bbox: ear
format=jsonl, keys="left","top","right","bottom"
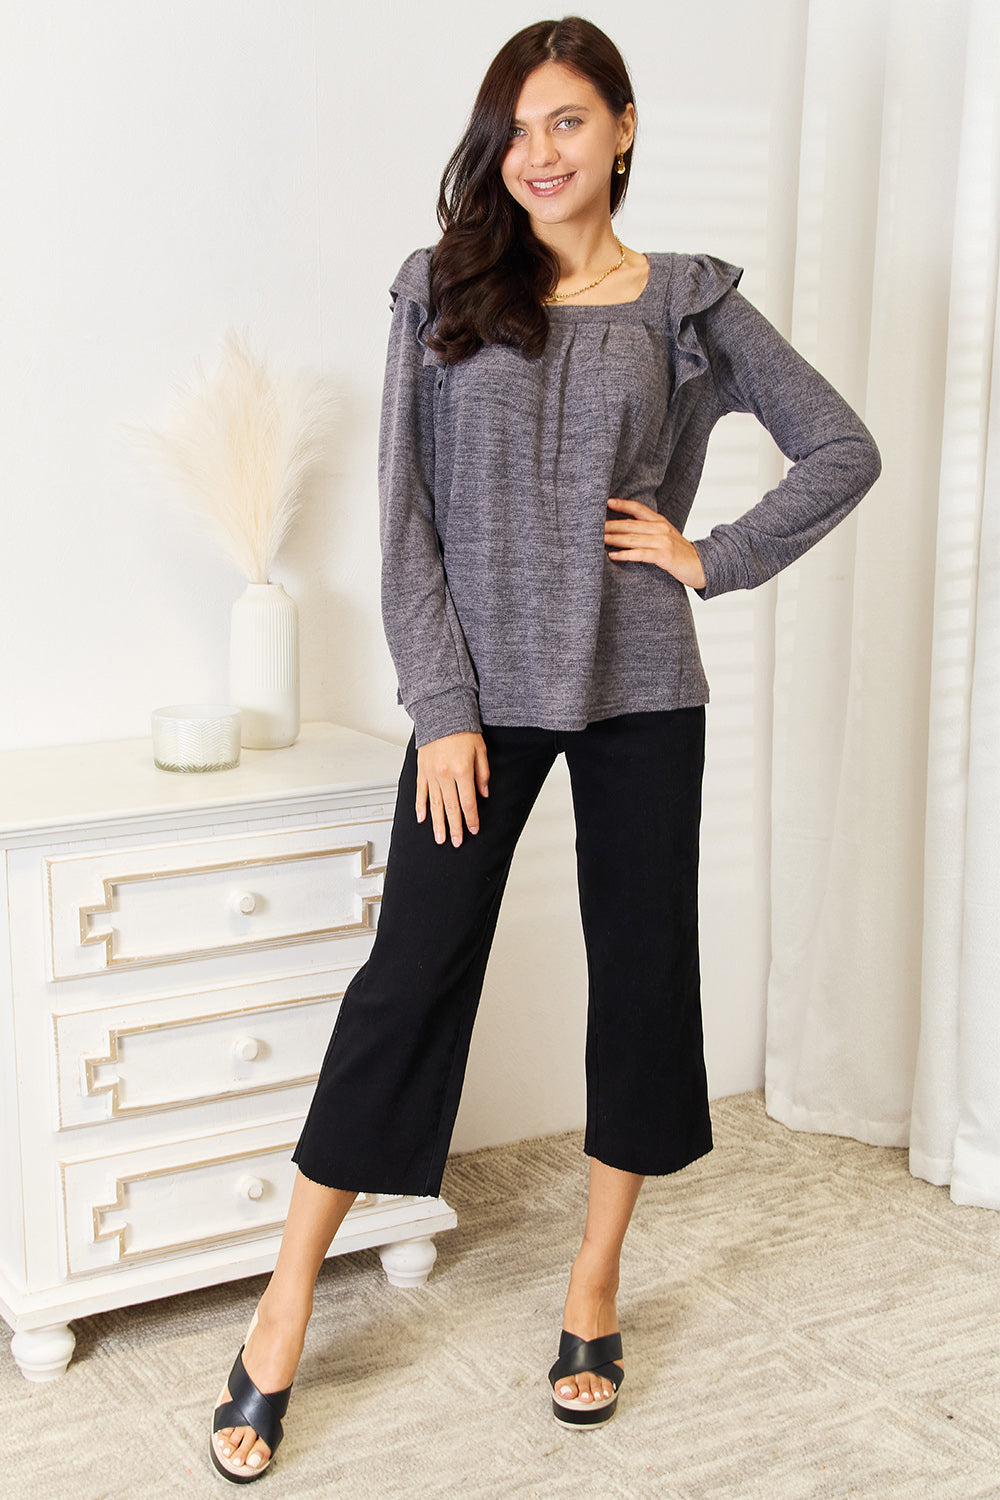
{"left": 617, "top": 102, "right": 636, "bottom": 154}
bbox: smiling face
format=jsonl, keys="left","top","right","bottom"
{"left": 500, "top": 60, "right": 635, "bottom": 232}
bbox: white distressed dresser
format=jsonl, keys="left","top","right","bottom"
{"left": 0, "top": 722, "right": 456, "bottom": 1380}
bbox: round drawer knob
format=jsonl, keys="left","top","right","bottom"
{"left": 238, "top": 1175, "right": 265, "bottom": 1202}
{"left": 233, "top": 1036, "right": 260, "bottom": 1062}
{"left": 231, "top": 891, "right": 257, "bottom": 915}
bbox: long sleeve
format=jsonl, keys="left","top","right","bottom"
{"left": 691, "top": 290, "right": 882, "bottom": 598}
{"left": 378, "top": 290, "right": 482, "bottom": 747}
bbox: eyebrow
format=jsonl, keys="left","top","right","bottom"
{"left": 510, "top": 103, "right": 590, "bottom": 126}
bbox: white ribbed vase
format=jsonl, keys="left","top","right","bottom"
{"left": 229, "top": 581, "right": 300, "bottom": 749}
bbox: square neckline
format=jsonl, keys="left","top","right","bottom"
{"left": 545, "top": 254, "right": 654, "bottom": 317}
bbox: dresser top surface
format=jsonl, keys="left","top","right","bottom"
{"left": 0, "top": 722, "right": 406, "bottom": 837}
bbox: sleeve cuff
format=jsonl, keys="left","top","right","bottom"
{"left": 691, "top": 533, "right": 750, "bottom": 600}
{"left": 409, "top": 686, "right": 483, "bottom": 748}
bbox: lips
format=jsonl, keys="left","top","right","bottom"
{"left": 525, "top": 172, "right": 575, "bottom": 197}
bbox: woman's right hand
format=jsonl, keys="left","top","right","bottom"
{"left": 416, "top": 732, "right": 490, "bottom": 846}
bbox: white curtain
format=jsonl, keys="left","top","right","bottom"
{"left": 764, "top": 0, "right": 1000, "bottom": 1209}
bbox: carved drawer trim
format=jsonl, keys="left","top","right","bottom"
{"left": 45, "top": 818, "right": 391, "bottom": 978}
{"left": 51, "top": 970, "right": 355, "bottom": 1127}
{"left": 59, "top": 1124, "right": 408, "bottom": 1276}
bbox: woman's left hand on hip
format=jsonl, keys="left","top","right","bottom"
{"left": 604, "top": 498, "right": 706, "bottom": 590}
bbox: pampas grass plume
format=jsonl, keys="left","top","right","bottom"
{"left": 129, "top": 331, "right": 336, "bottom": 582}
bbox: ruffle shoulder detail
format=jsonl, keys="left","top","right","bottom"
{"left": 390, "top": 246, "right": 433, "bottom": 308}
{"left": 389, "top": 246, "right": 438, "bottom": 360}
{"left": 650, "top": 253, "right": 743, "bottom": 395}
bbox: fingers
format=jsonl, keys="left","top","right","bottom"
{"left": 606, "top": 533, "right": 705, "bottom": 587}
{"left": 604, "top": 502, "right": 706, "bottom": 588}
{"left": 423, "top": 778, "right": 446, "bottom": 845}
{"left": 605, "top": 522, "right": 677, "bottom": 554}
{"left": 430, "top": 778, "right": 466, "bottom": 846}
{"left": 474, "top": 739, "right": 490, "bottom": 800}
{"left": 605, "top": 515, "right": 678, "bottom": 543}
{"left": 604, "top": 527, "right": 670, "bottom": 548}
{"left": 416, "top": 733, "right": 489, "bottom": 848}
{"left": 607, "top": 496, "right": 657, "bottom": 520}
{"left": 456, "top": 773, "right": 480, "bottom": 840}
{"left": 607, "top": 546, "right": 661, "bottom": 564}
{"left": 604, "top": 514, "right": 674, "bottom": 565}
{"left": 415, "top": 760, "right": 458, "bottom": 846}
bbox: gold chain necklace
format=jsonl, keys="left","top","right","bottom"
{"left": 544, "top": 238, "right": 627, "bottom": 303}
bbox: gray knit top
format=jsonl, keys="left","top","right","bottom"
{"left": 379, "top": 248, "right": 881, "bottom": 747}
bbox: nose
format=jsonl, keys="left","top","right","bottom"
{"left": 526, "top": 130, "right": 558, "bottom": 168}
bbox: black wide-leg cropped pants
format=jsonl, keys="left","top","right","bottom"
{"left": 292, "top": 707, "right": 712, "bottom": 1198}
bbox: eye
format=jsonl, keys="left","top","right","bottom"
{"left": 508, "top": 124, "right": 526, "bottom": 139}
{"left": 555, "top": 116, "right": 582, "bottom": 130}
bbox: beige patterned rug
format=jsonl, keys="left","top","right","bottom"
{"left": 5, "top": 1092, "right": 999, "bottom": 1499}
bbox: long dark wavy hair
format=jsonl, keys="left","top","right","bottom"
{"left": 428, "top": 17, "right": 635, "bottom": 365}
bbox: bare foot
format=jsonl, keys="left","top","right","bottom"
{"left": 213, "top": 1292, "right": 310, "bottom": 1474}
{"left": 554, "top": 1258, "right": 624, "bottom": 1409}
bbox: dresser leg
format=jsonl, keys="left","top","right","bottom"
{"left": 10, "top": 1322, "right": 76, "bottom": 1381}
{"left": 377, "top": 1235, "right": 438, "bottom": 1288}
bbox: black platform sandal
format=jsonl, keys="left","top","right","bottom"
{"left": 211, "top": 1334, "right": 292, "bottom": 1483}
{"left": 548, "top": 1330, "right": 625, "bottom": 1428}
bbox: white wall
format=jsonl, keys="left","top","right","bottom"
{"left": 2, "top": 0, "right": 812, "bottom": 1152}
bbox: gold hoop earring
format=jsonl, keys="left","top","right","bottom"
{"left": 615, "top": 153, "right": 627, "bottom": 176}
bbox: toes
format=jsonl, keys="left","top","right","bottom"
{"left": 575, "top": 1373, "right": 614, "bottom": 1404}
{"left": 233, "top": 1428, "right": 271, "bottom": 1468}
{"left": 555, "top": 1374, "right": 611, "bottom": 1404}
{"left": 245, "top": 1439, "right": 270, "bottom": 1472}
{"left": 215, "top": 1425, "right": 261, "bottom": 1468}
{"left": 231, "top": 1429, "right": 256, "bottom": 1465}
{"left": 214, "top": 1426, "right": 238, "bottom": 1462}
{"left": 214, "top": 1425, "right": 238, "bottom": 1458}
{"left": 215, "top": 1388, "right": 236, "bottom": 1452}
{"left": 555, "top": 1369, "right": 622, "bottom": 1407}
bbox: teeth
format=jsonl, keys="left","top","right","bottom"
{"left": 530, "top": 174, "right": 571, "bottom": 188}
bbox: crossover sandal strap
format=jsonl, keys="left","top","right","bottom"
{"left": 548, "top": 1330, "right": 625, "bottom": 1391}
{"left": 213, "top": 1347, "right": 292, "bottom": 1455}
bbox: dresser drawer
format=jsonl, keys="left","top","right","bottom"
{"left": 59, "top": 1120, "right": 396, "bottom": 1276}
{"left": 45, "top": 818, "right": 391, "bottom": 978}
{"left": 0, "top": 727, "right": 456, "bottom": 1378}
{"left": 52, "top": 969, "right": 352, "bottom": 1128}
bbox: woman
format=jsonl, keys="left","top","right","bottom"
{"left": 211, "top": 16, "right": 880, "bottom": 1480}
